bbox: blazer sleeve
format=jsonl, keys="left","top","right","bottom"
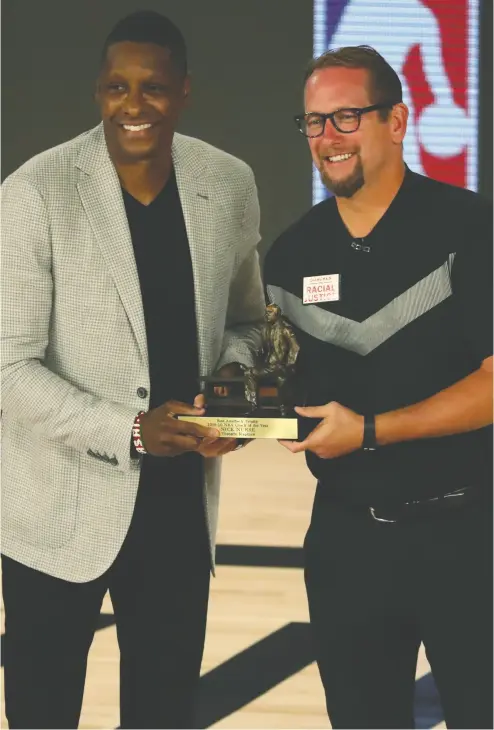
{"left": 215, "top": 167, "right": 265, "bottom": 371}
{"left": 1, "top": 175, "right": 140, "bottom": 474}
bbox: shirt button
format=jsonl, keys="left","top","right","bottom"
{"left": 137, "top": 387, "right": 148, "bottom": 399}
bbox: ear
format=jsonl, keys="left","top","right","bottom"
{"left": 183, "top": 74, "right": 191, "bottom": 103}
{"left": 94, "top": 79, "right": 101, "bottom": 105}
{"left": 390, "top": 103, "right": 408, "bottom": 145}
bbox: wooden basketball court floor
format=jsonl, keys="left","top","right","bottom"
{"left": 1, "top": 440, "right": 446, "bottom": 728}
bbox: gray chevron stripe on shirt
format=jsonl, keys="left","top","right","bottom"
{"left": 267, "top": 257, "right": 455, "bottom": 356}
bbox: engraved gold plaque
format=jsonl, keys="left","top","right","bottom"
{"left": 177, "top": 416, "right": 298, "bottom": 440}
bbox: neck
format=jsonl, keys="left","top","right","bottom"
{"left": 335, "top": 160, "right": 406, "bottom": 238}
{"left": 112, "top": 150, "right": 173, "bottom": 206}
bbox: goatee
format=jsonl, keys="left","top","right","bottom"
{"left": 320, "top": 155, "right": 365, "bottom": 198}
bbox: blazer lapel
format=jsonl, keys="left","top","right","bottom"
{"left": 75, "top": 126, "right": 148, "bottom": 366}
{"left": 172, "top": 134, "right": 217, "bottom": 374}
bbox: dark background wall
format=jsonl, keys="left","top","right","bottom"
{"left": 1, "top": 0, "right": 492, "bottom": 258}
{"left": 0, "top": 0, "right": 313, "bottom": 257}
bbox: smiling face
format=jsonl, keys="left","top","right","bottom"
{"left": 304, "top": 66, "right": 406, "bottom": 198}
{"left": 96, "top": 41, "right": 189, "bottom": 164}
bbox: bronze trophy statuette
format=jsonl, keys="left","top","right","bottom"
{"left": 178, "top": 304, "right": 300, "bottom": 439}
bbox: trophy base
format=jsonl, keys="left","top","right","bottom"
{"left": 177, "top": 415, "right": 298, "bottom": 440}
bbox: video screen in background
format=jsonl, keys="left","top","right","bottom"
{"left": 313, "top": 0, "right": 480, "bottom": 203}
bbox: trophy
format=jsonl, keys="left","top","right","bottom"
{"left": 178, "top": 304, "right": 301, "bottom": 439}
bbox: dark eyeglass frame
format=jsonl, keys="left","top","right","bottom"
{"left": 294, "top": 103, "right": 395, "bottom": 137}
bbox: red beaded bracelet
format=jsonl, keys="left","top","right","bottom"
{"left": 132, "top": 411, "right": 147, "bottom": 455}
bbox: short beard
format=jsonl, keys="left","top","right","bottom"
{"left": 319, "top": 155, "right": 365, "bottom": 198}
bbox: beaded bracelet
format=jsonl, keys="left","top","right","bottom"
{"left": 132, "top": 411, "right": 147, "bottom": 455}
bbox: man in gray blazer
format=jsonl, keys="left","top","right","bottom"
{"left": 1, "top": 10, "right": 264, "bottom": 729}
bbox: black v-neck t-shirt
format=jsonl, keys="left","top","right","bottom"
{"left": 123, "top": 171, "right": 202, "bottom": 488}
{"left": 264, "top": 168, "right": 493, "bottom": 505}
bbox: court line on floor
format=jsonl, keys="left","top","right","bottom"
{"left": 0, "top": 543, "right": 444, "bottom": 728}
{"left": 0, "top": 614, "right": 443, "bottom": 728}
{"left": 215, "top": 544, "right": 303, "bottom": 568}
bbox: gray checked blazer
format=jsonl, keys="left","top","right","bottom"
{"left": 1, "top": 123, "right": 265, "bottom": 582}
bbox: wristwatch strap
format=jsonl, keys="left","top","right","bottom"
{"left": 362, "top": 414, "right": 377, "bottom": 451}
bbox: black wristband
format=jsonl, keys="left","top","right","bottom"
{"left": 362, "top": 414, "right": 377, "bottom": 451}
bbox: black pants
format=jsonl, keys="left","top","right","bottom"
{"left": 2, "top": 469, "right": 211, "bottom": 730}
{"left": 304, "top": 486, "right": 493, "bottom": 729}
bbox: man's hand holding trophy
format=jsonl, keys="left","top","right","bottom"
{"left": 178, "top": 304, "right": 301, "bottom": 440}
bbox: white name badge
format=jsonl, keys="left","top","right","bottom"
{"left": 303, "top": 274, "right": 340, "bottom": 304}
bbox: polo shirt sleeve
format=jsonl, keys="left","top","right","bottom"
{"left": 451, "top": 197, "right": 493, "bottom": 364}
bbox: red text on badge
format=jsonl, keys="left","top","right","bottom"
{"left": 303, "top": 274, "right": 340, "bottom": 304}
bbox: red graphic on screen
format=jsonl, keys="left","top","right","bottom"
{"left": 325, "top": 0, "right": 476, "bottom": 191}
{"left": 402, "top": 0, "right": 469, "bottom": 187}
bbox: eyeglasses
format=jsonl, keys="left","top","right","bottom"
{"left": 294, "top": 103, "right": 395, "bottom": 137}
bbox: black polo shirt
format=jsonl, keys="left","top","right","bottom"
{"left": 264, "top": 168, "right": 493, "bottom": 506}
{"left": 123, "top": 170, "right": 203, "bottom": 489}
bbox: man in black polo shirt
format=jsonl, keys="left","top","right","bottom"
{"left": 265, "top": 46, "right": 492, "bottom": 729}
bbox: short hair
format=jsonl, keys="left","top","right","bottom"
{"left": 304, "top": 45, "right": 402, "bottom": 120}
{"left": 101, "top": 10, "right": 187, "bottom": 77}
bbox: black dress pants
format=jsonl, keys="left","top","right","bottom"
{"left": 304, "top": 485, "right": 493, "bottom": 729}
{"left": 2, "top": 466, "right": 211, "bottom": 730}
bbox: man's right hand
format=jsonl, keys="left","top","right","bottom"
{"left": 139, "top": 400, "right": 219, "bottom": 457}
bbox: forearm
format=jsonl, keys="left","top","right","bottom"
{"left": 217, "top": 170, "right": 264, "bottom": 371}
{"left": 217, "top": 251, "right": 264, "bottom": 370}
{"left": 2, "top": 359, "right": 140, "bottom": 473}
{"left": 376, "top": 363, "right": 493, "bottom": 446}
{"left": 217, "top": 322, "right": 263, "bottom": 371}
{"left": 2, "top": 176, "right": 141, "bottom": 472}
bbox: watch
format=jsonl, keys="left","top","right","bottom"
{"left": 362, "top": 414, "right": 377, "bottom": 451}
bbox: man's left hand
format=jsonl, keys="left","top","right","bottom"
{"left": 193, "top": 393, "right": 238, "bottom": 456}
{"left": 279, "top": 402, "right": 364, "bottom": 459}
{"left": 192, "top": 363, "right": 249, "bottom": 455}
